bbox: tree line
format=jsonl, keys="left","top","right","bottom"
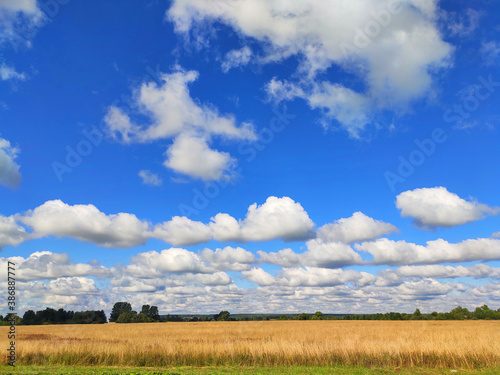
{"left": 1, "top": 304, "right": 499, "bottom": 326}
{"left": 0, "top": 308, "right": 107, "bottom": 325}
{"left": 340, "top": 306, "right": 500, "bottom": 321}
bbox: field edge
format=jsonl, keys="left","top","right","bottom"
{"left": 2, "top": 365, "right": 500, "bottom": 375}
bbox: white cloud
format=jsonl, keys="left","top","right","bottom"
{"left": 0, "top": 63, "right": 27, "bottom": 81}
{"left": 0, "top": 215, "right": 29, "bottom": 248}
{"left": 126, "top": 248, "right": 212, "bottom": 275}
{"left": 210, "top": 196, "right": 315, "bottom": 242}
{"left": 356, "top": 237, "right": 500, "bottom": 265}
{"left": 112, "top": 277, "right": 158, "bottom": 293}
{"left": 19, "top": 200, "right": 151, "bottom": 248}
{"left": 138, "top": 170, "right": 162, "bottom": 186}
{"left": 0, "top": 0, "right": 43, "bottom": 46}
{"left": 168, "top": 0, "right": 453, "bottom": 136}
{"left": 480, "top": 41, "right": 500, "bottom": 66}
{"left": 44, "top": 277, "right": 100, "bottom": 296}
{"left": 200, "top": 246, "right": 255, "bottom": 271}
{"left": 277, "top": 267, "right": 376, "bottom": 287}
{"left": 396, "top": 187, "right": 499, "bottom": 229}
{"left": 471, "top": 282, "right": 500, "bottom": 301}
{"left": 104, "top": 68, "right": 256, "bottom": 181}
{"left": 10, "top": 251, "right": 112, "bottom": 281}
{"left": 317, "top": 211, "right": 397, "bottom": 244}
{"left": 393, "top": 278, "right": 457, "bottom": 300}
{"left": 241, "top": 267, "right": 275, "bottom": 286}
{"left": 267, "top": 79, "right": 373, "bottom": 138}
{"left": 111, "top": 270, "right": 233, "bottom": 294}
{"left": 259, "top": 240, "right": 362, "bottom": 268}
{"left": 307, "top": 82, "right": 372, "bottom": 137}
{"left": 302, "top": 239, "right": 363, "bottom": 267}
{"left": 0, "top": 136, "right": 22, "bottom": 188}
{"left": 6, "top": 196, "right": 314, "bottom": 249}
{"left": 164, "top": 135, "right": 236, "bottom": 181}
{"left": 221, "top": 46, "right": 252, "bottom": 72}
{"left": 153, "top": 216, "right": 212, "bottom": 246}
{"left": 395, "top": 264, "right": 500, "bottom": 280}
{"left": 257, "top": 248, "right": 303, "bottom": 267}
{"left": 446, "top": 8, "right": 482, "bottom": 37}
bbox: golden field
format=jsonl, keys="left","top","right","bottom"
{"left": 1, "top": 320, "right": 500, "bottom": 368}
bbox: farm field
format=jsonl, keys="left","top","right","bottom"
{"left": 1, "top": 320, "right": 499, "bottom": 373}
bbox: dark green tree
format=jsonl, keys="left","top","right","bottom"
{"left": 22, "top": 310, "right": 37, "bottom": 325}
{"left": 473, "top": 305, "right": 498, "bottom": 320}
{"left": 132, "top": 313, "right": 151, "bottom": 323}
{"left": 141, "top": 305, "right": 151, "bottom": 316}
{"left": 117, "top": 310, "right": 137, "bottom": 323}
{"left": 312, "top": 311, "right": 324, "bottom": 320}
{"left": 412, "top": 308, "right": 422, "bottom": 320}
{"left": 149, "top": 306, "right": 160, "bottom": 321}
{"left": 214, "top": 311, "right": 231, "bottom": 321}
{"left": 37, "top": 308, "right": 57, "bottom": 324}
{"left": 110, "top": 302, "right": 132, "bottom": 322}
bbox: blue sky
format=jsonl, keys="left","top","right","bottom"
{"left": 1, "top": 0, "right": 500, "bottom": 315}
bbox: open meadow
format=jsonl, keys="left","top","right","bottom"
{"left": 1, "top": 320, "right": 500, "bottom": 373}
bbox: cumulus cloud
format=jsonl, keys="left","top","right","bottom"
{"left": 396, "top": 187, "right": 499, "bottom": 229}
{"left": 0, "top": 136, "right": 22, "bottom": 188}
{"left": 44, "top": 277, "right": 100, "bottom": 296}
{"left": 0, "top": 215, "right": 29, "bottom": 248}
{"left": 0, "top": 251, "right": 112, "bottom": 281}
{"left": 126, "top": 248, "right": 212, "bottom": 276}
{"left": 6, "top": 196, "right": 314, "bottom": 249}
{"left": 210, "top": 196, "right": 315, "bottom": 242}
{"left": 153, "top": 216, "right": 212, "bottom": 246}
{"left": 241, "top": 267, "right": 275, "bottom": 286}
{"left": 393, "top": 278, "right": 458, "bottom": 300}
{"left": 395, "top": 264, "right": 500, "bottom": 280}
{"left": 167, "top": 0, "right": 453, "bottom": 136}
{"left": 200, "top": 246, "right": 255, "bottom": 271}
{"left": 138, "top": 170, "right": 162, "bottom": 186}
{"left": 0, "top": 1, "right": 44, "bottom": 85}
{"left": 0, "top": 63, "right": 27, "bottom": 81}
{"left": 104, "top": 68, "right": 256, "bottom": 180}
{"left": 471, "top": 282, "right": 500, "bottom": 301}
{"left": 301, "top": 239, "right": 363, "bottom": 267}
{"left": 0, "top": 0, "right": 43, "bottom": 46}
{"left": 276, "top": 267, "right": 376, "bottom": 287}
{"left": 221, "top": 46, "right": 252, "bottom": 72}
{"left": 356, "top": 237, "right": 500, "bottom": 265}
{"left": 19, "top": 200, "right": 151, "bottom": 248}
{"left": 164, "top": 134, "right": 236, "bottom": 181}
{"left": 259, "top": 240, "right": 362, "bottom": 268}
{"left": 317, "top": 211, "right": 397, "bottom": 244}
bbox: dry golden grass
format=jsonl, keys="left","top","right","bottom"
{"left": 1, "top": 320, "right": 499, "bottom": 368}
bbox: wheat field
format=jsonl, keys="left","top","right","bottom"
{"left": 2, "top": 320, "right": 500, "bottom": 368}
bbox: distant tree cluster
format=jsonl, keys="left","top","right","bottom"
{"left": 17, "top": 308, "right": 106, "bottom": 325}
{"left": 213, "top": 311, "right": 231, "bottom": 321}
{"left": 341, "top": 306, "right": 500, "bottom": 320}
{"left": 109, "top": 302, "right": 161, "bottom": 323}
